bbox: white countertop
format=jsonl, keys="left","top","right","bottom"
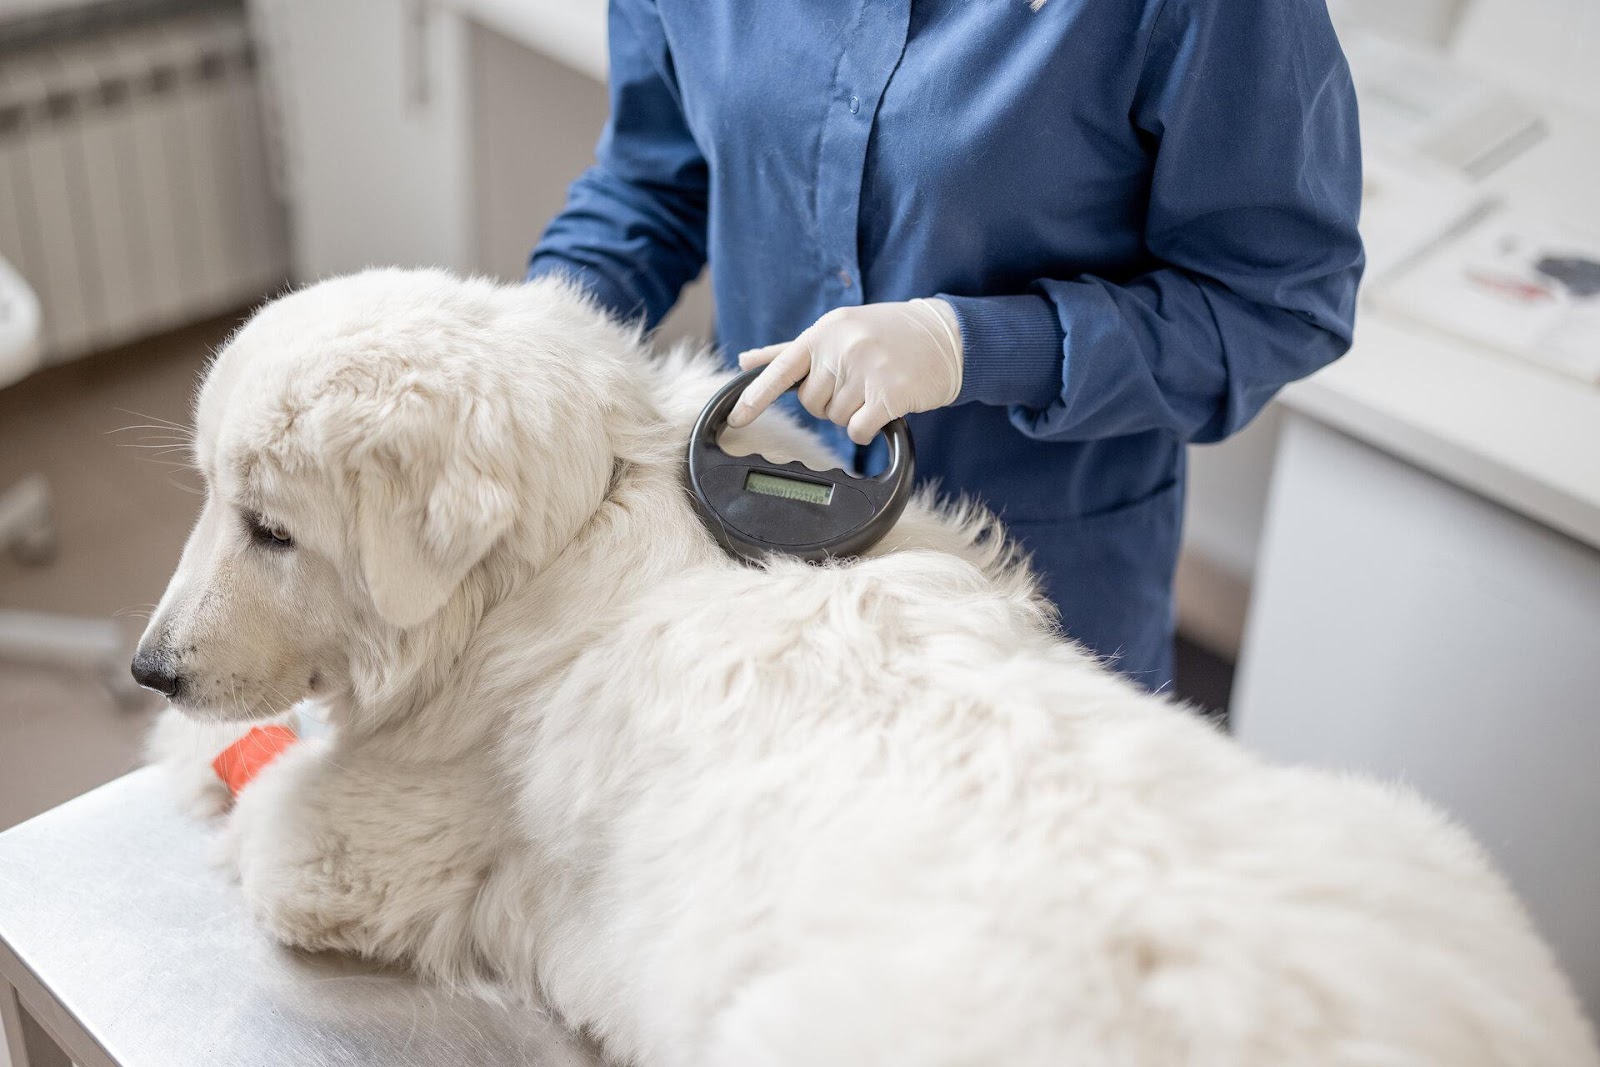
{"left": 1282, "top": 312, "right": 1600, "bottom": 552}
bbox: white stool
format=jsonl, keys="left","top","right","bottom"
{"left": 0, "top": 770, "right": 605, "bottom": 1067}
{"left": 0, "top": 253, "right": 50, "bottom": 562}
{"left": 0, "top": 254, "right": 138, "bottom": 703}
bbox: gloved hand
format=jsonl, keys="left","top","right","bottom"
{"left": 727, "top": 298, "right": 963, "bottom": 445}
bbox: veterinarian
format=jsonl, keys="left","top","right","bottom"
{"left": 528, "top": 0, "right": 1364, "bottom": 690}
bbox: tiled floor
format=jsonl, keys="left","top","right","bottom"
{"left": 0, "top": 314, "right": 238, "bottom": 831}
{"left": 0, "top": 315, "right": 1236, "bottom": 833}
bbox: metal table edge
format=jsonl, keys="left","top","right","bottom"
{"left": 1, "top": 934, "right": 119, "bottom": 1067}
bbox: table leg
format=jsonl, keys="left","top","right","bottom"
{"left": 1, "top": 981, "right": 71, "bottom": 1067}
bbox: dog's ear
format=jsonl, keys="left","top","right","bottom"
{"left": 352, "top": 413, "right": 517, "bottom": 629}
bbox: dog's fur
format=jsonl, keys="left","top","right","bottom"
{"left": 140, "top": 270, "right": 1597, "bottom": 1066}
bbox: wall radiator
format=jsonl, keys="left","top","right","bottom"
{"left": 0, "top": 4, "right": 288, "bottom": 365}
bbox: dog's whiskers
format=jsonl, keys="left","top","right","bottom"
{"left": 132, "top": 460, "right": 200, "bottom": 476}
{"left": 106, "top": 425, "right": 194, "bottom": 438}
{"left": 112, "top": 408, "right": 193, "bottom": 433}
{"left": 116, "top": 436, "right": 193, "bottom": 450}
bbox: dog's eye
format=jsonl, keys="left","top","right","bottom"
{"left": 245, "top": 513, "right": 294, "bottom": 549}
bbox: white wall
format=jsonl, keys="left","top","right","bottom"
{"left": 469, "top": 21, "right": 607, "bottom": 281}
{"left": 253, "top": 0, "right": 475, "bottom": 279}
{"left": 468, "top": 22, "right": 714, "bottom": 346}
{"left": 1327, "top": 0, "right": 1469, "bottom": 46}
{"left": 1451, "top": 0, "right": 1600, "bottom": 112}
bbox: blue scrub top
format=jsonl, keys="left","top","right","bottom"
{"left": 529, "top": 0, "right": 1364, "bottom": 691}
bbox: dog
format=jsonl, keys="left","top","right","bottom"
{"left": 138, "top": 269, "right": 1597, "bottom": 1065}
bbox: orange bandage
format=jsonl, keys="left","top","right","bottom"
{"left": 212, "top": 724, "right": 298, "bottom": 797}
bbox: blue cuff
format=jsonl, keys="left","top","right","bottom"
{"left": 526, "top": 255, "right": 647, "bottom": 326}
{"left": 939, "top": 293, "right": 1065, "bottom": 409}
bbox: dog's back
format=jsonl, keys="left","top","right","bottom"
{"left": 515, "top": 548, "right": 1597, "bottom": 1067}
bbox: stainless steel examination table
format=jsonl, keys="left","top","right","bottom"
{"left": 0, "top": 769, "right": 604, "bottom": 1067}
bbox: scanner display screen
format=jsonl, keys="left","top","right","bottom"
{"left": 744, "top": 469, "right": 833, "bottom": 506}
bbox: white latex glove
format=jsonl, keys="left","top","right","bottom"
{"left": 727, "top": 298, "right": 963, "bottom": 445}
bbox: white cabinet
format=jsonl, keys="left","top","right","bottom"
{"left": 251, "top": 0, "right": 474, "bottom": 279}
{"left": 1234, "top": 413, "right": 1600, "bottom": 1019}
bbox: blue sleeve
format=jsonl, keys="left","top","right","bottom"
{"left": 526, "top": 0, "right": 709, "bottom": 329}
{"left": 941, "top": 0, "right": 1363, "bottom": 445}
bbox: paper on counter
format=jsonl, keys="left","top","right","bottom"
{"left": 1347, "top": 33, "right": 1547, "bottom": 179}
{"left": 1373, "top": 207, "right": 1600, "bottom": 385}
{"left": 1359, "top": 153, "right": 1498, "bottom": 282}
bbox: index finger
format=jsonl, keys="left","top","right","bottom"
{"left": 727, "top": 341, "right": 812, "bottom": 427}
{"left": 737, "top": 343, "right": 787, "bottom": 370}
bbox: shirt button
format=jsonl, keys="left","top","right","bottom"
{"left": 848, "top": 94, "right": 860, "bottom": 115}
{"left": 837, "top": 269, "right": 853, "bottom": 288}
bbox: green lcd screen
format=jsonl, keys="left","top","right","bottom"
{"left": 744, "top": 469, "right": 833, "bottom": 506}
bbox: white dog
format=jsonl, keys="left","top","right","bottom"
{"left": 139, "top": 269, "right": 1596, "bottom": 1066}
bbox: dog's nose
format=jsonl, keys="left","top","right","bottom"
{"left": 130, "top": 650, "right": 183, "bottom": 698}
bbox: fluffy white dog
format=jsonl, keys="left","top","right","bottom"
{"left": 139, "top": 270, "right": 1596, "bottom": 1066}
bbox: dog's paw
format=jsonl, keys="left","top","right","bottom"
{"left": 234, "top": 839, "right": 383, "bottom": 958}
{"left": 144, "top": 707, "right": 239, "bottom": 820}
{"left": 224, "top": 741, "right": 382, "bottom": 956}
{"left": 144, "top": 706, "right": 302, "bottom": 821}
{"left": 244, "top": 880, "right": 363, "bottom": 954}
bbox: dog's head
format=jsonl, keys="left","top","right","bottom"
{"left": 132, "top": 269, "right": 646, "bottom": 722}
